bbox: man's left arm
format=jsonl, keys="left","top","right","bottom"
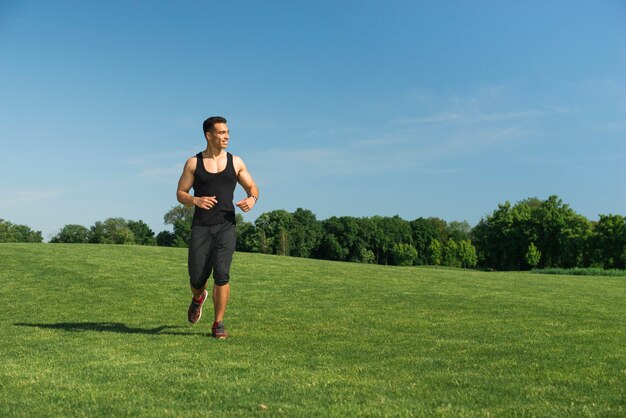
{"left": 234, "top": 156, "right": 259, "bottom": 213}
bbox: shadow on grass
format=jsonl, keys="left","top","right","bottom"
{"left": 14, "top": 322, "right": 203, "bottom": 336}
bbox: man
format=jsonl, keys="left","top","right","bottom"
{"left": 176, "top": 116, "right": 259, "bottom": 339}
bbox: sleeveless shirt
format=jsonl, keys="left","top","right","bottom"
{"left": 192, "top": 152, "right": 237, "bottom": 226}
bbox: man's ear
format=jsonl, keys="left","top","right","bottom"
{"left": 204, "top": 131, "right": 212, "bottom": 141}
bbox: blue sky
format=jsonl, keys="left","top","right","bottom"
{"left": 1, "top": 1, "right": 625, "bottom": 240}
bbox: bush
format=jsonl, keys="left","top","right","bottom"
{"left": 50, "top": 224, "right": 90, "bottom": 243}
{"left": 531, "top": 267, "right": 626, "bottom": 277}
{"left": 0, "top": 219, "right": 43, "bottom": 243}
{"left": 391, "top": 243, "right": 418, "bottom": 266}
{"left": 156, "top": 230, "right": 176, "bottom": 247}
{"left": 525, "top": 243, "right": 541, "bottom": 268}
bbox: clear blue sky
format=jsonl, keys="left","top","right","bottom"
{"left": 1, "top": 1, "right": 625, "bottom": 240}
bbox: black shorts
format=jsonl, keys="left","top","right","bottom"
{"left": 188, "top": 222, "right": 236, "bottom": 288}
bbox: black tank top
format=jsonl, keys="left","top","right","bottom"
{"left": 192, "top": 152, "right": 237, "bottom": 226}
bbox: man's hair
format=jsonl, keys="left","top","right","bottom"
{"left": 203, "top": 116, "right": 227, "bottom": 134}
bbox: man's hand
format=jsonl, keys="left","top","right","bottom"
{"left": 194, "top": 196, "right": 218, "bottom": 210}
{"left": 236, "top": 197, "right": 256, "bottom": 212}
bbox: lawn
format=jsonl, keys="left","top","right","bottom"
{"left": 0, "top": 243, "right": 624, "bottom": 417}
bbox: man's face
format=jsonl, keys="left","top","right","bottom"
{"left": 207, "top": 122, "right": 229, "bottom": 149}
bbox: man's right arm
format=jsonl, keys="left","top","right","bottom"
{"left": 176, "top": 157, "right": 218, "bottom": 210}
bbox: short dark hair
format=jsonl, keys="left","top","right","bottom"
{"left": 203, "top": 116, "right": 227, "bottom": 134}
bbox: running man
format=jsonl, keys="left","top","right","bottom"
{"left": 176, "top": 116, "right": 259, "bottom": 339}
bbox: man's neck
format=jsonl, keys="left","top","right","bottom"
{"left": 203, "top": 145, "right": 225, "bottom": 159}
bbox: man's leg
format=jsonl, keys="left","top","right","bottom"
{"left": 188, "top": 284, "right": 208, "bottom": 324}
{"left": 188, "top": 226, "right": 213, "bottom": 324}
{"left": 191, "top": 284, "right": 207, "bottom": 299}
{"left": 211, "top": 223, "right": 236, "bottom": 339}
{"left": 213, "top": 283, "right": 230, "bottom": 323}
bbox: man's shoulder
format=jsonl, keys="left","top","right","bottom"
{"left": 231, "top": 154, "right": 245, "bottom": 170}
{"left": 185, "top": 155, "right": 199, "bottom": 169}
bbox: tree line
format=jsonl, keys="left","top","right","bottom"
{"left": 0, "top": 219, "right": 43, "bottom": 243}
{"left": 2, "top": 195, "right": 624, "bottom": 271}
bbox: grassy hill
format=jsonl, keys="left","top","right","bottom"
{"left": 1, "top": 243, "right": 624, "bottom": 417}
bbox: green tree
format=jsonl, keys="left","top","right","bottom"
{"left": 357, "top": 247, "right": 376, "bottom": 264}
{"left": 525, "top": 242, "right": 541, "bottom": 268}
{"left": 50, "top": 224, "right": 90, "bottom": 243}
{"left": 318, "top": 216, "right": 367, "bottom": 262}
{"left": 254, "top": 210, "right": 293, "bottom": 255}
{"left": 369, "top": 216, "right": 412, "bottom": 265}
{"left": 163, "top": 205, "right": 194, "bottom": 248}
{"left": 277, "top": 229, "right": 289, "bottom": 256}
{"left": 428, "top": 239, "right": 443, "bottom": 266}
{"left": 127, "top": 220, "right": 156, "bottom": 246}
{"left": 591, "top": 214, "right": 626, "bottom": 269}
{"left": 443, "top": 240, "right": 460, "bottom": 267}
{"left": 446, "top": 220, "right": 472, "bottom": 242}
{"left": 12, "top": 224, "right": 44, "bottom": 242}
{"left": 411, "top": 217, "right": 448, "bottom": 265}
{"left": 472, "top": 196, "right": 592, "bottom": 270}
{"left": 391, "top": 243, "right": 418, "bottom": 266}
{"left": 315, "top": 233, "right": 346, "bottom": 261}
{"left": 289, "top": 208, "right": 323, "bottom": 258}
{"left": 457, "top": 240, "right": 478, "bottom": 268}
{"left": 472, "top": 199, "right": 539, "bottom": 270}
{"left": 0, "top": 219, "right": 14, "bottom": 242}
{"left": 235, "top": 214, "right": 259, "bottom": 253}
{"left": 156, "top": 230, "right": 176, "bottom": 247}
{"left": 533, "top": 196, "right": 591, "bottom": 268}
{"left": 258, "top": 229, "right": 270, "bottom": 254}
{"left": 0, "top": 219, "right": 43, "bottom": 243}
{"left": 90, "top": 218, "right": 135, "bottom": 244}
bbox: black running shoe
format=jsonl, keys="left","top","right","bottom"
{"left": 188, "top": 290, "right": 207, "bottom": 324}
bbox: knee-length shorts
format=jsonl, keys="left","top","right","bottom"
{"left": 188, "top": 222, "right": 236, "bottom": 289}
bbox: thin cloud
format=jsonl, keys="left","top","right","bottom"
{"left": 123, "top": 148, "right": 197, "bottom": 179}
{"left": 138, "top": 164, "right": 182, "bottom": 178}
{"left": 348, "top": 136, "right": 413, "bottom": 147}
{"left": 0, "top": 188, "right": 70, "bottom": 209}
{"left": 123, "top": 149, "right": 196, "bottom": 166}
{"left": 394, "top": 109, "right": 547, "bottom": 125}
{"left": 394, "top": 112, "right": 464, "bottom": 124}
{"left": 422, "top": 125, "right": 532, "bottom": 159}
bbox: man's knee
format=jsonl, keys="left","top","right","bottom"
{"left": 189, "top": 273, "right": 208, "bottom": 290}
{"left": 214, "top": 275, "right": 229, "bottom": 286}
{"left": 190, "top": 283, "right": 206, "bottom": 294}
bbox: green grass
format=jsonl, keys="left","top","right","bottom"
{"left": 1, "top": 243, "right": 625, "bottom": 417}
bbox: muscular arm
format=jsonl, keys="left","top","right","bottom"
{"left": 234, "top": 156, "right": 259, "bottom": 212}
{"left": 176, "top": 157, "right": 217, "bottom": 210}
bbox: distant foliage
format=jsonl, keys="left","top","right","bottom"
{"left": 590, "top": 214, "right": 626, "bottom": 269}
{"left": 50, "top": 224, "right": 90, "bottom": 243}
{"left": 531, "top": 268, "right": 626, "bottom": 277}
{"left": 458, "top": 240, "right": 478, "bottom": 268}
{"left": 127, "top": 220, "right": 157, "bottom": 246}
{"left": 525, "top": 243, "right": 541, "bottom": 268}
{"left": 50, "top": 218, "right": 155, "bottom": 245}
{"left": 0, "top": 219, "right": 43, "bottom": 243}
{"left": 472, "top": 195, "right": 625, "bottom": 271}
{"left": 428, "top": 239, "right": 443, "bottom": 266}
{"left": 10, "top": 194, "right": 625, "bottom": 272}
{"left": 156, "top": 230, "right": 176, "bottom": 247}
{"left": 391, "top": 243, "right": 418, "bottom": 266}
{"left": 163, "top": 205, "right": 194, "bottom": 247}
{"left": 218, "top": 209, "right": 478, "bottom": 269}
